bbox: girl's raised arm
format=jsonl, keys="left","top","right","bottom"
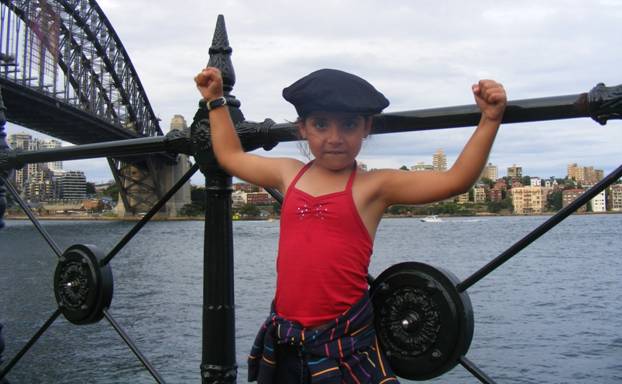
{"left": 375, "top": 80, "right": 507, "bottom": 206}
{"left": 195, "top": 67, "right": 298, "bottom": 191}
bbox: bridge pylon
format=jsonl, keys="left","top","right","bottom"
{"left": 111, "top": 155, "right": 192, "bottom": 217}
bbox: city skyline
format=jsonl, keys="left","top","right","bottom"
{"left": 4, "top": 0, "right": 622, "bottom": 183}
{"left": 7, "top": 131, "right": 621, "bottom": 214}
{"left": 8, "top": 130, "right": 609, "bottom": 185}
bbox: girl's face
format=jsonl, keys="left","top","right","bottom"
{"left": 298, "top": 112, "right": 372, "bottom": 171}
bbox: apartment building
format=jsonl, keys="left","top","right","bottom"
{"left": 562, "top": 189, "right": 586, "bottom": 213}
{"left": 246, "top": 191, "right": 275, "bottom": 206}
{"left": 507, "top": 164, "right": 522, "bottom": 178}
{"left": 473, "top": 187, "right": 487, "bottom": 203}
{"left": 609, "top": 184, "right": 622, "bottom": 211}
{"left": 567, "top": 163, "right": 604, "bottom": 184}
{"left": 481, "top": 163, "right": 498, "bottom": 181}
{"left": 489, "top": 187, "right": 504, "bottom": 202}
{"left": 511, "top": 186, "right": 550, "bottom": 214}
{"left": 456, "top": 192, "right": 469, "bottom": 204}
{"left": 432, "top": 149, "right": 447, "bottom": 171}
{"left": 590, "top": 190, "right": 606, "bottom": 212}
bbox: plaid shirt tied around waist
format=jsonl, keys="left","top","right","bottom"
{"left": 248, "top": 295, "right": 399, "bottom": 383}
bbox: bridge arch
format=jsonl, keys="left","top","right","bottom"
{"left": 0, "top": 0, "right": 162, "bottom": 143}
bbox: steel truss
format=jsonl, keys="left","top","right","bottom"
{"left": 0, "top": 0, "right": 161, "bottom": 140}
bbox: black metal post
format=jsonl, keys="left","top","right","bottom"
{"left": 197, "top": 15, "right": 239, "bottom": 383}
{"left": 0, "top": 86, "right": 8, "bottom": 229}
{"left": 200, "top": 161, "right": 236, "bottom": 383}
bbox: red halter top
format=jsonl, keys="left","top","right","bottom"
{"left": 274, "top": 162, "right": 373, "bottom": 327}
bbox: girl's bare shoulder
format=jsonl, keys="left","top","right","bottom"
{"left": 355, "top": 167, "right": 418, "bottom": 198}
{"left": 276, "top": 157, "right": 306, "bottom": 191}
{"left": 354, "top": 167, "right": 396, "bottom": 191}
{"left": 280, "top": 157, "right": 306, "bottom": 174}
{"left": 357, "top": 167, "right": 402, "bottom": 182}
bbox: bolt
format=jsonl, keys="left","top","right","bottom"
{"left": 401, "top": 312, "right": 420, "bottom": 331}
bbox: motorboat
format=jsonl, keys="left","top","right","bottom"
{"left": 421, "top": 215, "right": 443, "bottom": 223}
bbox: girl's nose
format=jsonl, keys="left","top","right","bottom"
{"left": 326, "top": 125, "right": 343, "bottom": 143}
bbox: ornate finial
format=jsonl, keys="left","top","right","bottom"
{"left": 208, "top": 15, "right": 236, "bottom": 95}
{"left": 588, "top": 83, "right": 622, "bottom": 125}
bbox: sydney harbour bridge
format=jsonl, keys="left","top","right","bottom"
{"left": 0, "top": 0, "right": 190, "bottom": 216}
{"left": 1, "top": 1, "right": 621, "bottom": 383}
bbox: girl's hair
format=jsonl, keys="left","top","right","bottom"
{"left": 292, "top": 117, "right": 312, "bottom": 160}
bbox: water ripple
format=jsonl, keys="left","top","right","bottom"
{"left": 1, "top": 215, "right": 621, "bottom": 383}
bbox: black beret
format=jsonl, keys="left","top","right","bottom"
{"left": 282, "top": 69, "right": 389, "bottom": 117}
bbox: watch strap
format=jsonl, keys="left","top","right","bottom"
{"left": 206, "top": 96, "right": 227, "bottom": 111}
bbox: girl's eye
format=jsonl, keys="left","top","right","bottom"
{"left": 341, "top": 120, "right": 358, "bottom": 133}
{"left": 313, "top": 120, "right": 328, "bottom": 130}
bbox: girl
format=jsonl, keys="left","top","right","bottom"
{"left": 195, "top": 67, "right": 506, "bottom": 383}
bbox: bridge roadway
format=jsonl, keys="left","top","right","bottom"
{"left": 0, "top": 77, "right": 142, "bottom": 144}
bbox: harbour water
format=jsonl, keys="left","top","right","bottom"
{"left": 1, "top": 215, "right": 621, "bottom": 383}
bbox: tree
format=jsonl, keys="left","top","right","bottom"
{"left": 180, "top": 203, "right": 205, "bottom": 217}
{"left": 101, "top": 183, "right": 120, "bottom": 202}
{"left": 487, "top": 200, "right": 503, "bottom": 213}
{"left": 190, "top": 186, "right": 207, "bottom": 211}
{"left": 86, "top": 182, "right": 96, "bottom": 195}
{"left": 547, "top": 190, "right": 562, "bottom": 211}
{"left": 399, "top": 165, "right": 409, "bottom": 171}
{"left": 480, "top": 177, "right": 494, "bottom": 188}
{"left": 486, "top": 197, "right": 513, "bottom": 213}
{"left": 240, "top": 203, "right": 260, "bottom": 217}
{"left": 502, "top": 196, "right": 514, "bottom": 212}
{"left": 521, "top": 176, "right": 531, "bottom": 186}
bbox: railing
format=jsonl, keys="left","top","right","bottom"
{"left": 1, "top": 14, "right": 621, "bottom": 384}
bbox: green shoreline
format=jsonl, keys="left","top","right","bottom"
{"left": 4, "top": 211, "right": 620, "bottom": 222}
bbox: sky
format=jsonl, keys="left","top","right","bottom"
{"left": 4, "top": 0, "right": 622, "bottom": 184}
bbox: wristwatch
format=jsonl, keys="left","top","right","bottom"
{"left": 206, "top": 96, "right": 227, "bottom": 111}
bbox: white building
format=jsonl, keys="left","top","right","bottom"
{"left": 590, "top": 190, "right": 606, "bottom": 212}
{"left": 7, "top": 133, "right": 64, "bottom": 192}
{"left": 8, "top": 133, "right": 32, "bottom": 190}
{"left": 231, "top": 190, "right": 247, "bottom": 208}
{"left": 530, "top": 177, "right": 541, "bottom": 187}
{"left": 37, "top": 139, "right": 63, "bottom": 170}
{"left": 411, "top": 162, "right": 433, "bottom": 172}
{"left": 544, "top": 178, "right": 558, "bottom": 188}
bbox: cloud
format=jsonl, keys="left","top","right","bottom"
{"left": 3, "top": 0, "right": 622, "bottom": 182}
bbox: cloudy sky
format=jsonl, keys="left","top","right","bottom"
{"left": 5, "top": 0, "right": 622, "bottom": 183}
